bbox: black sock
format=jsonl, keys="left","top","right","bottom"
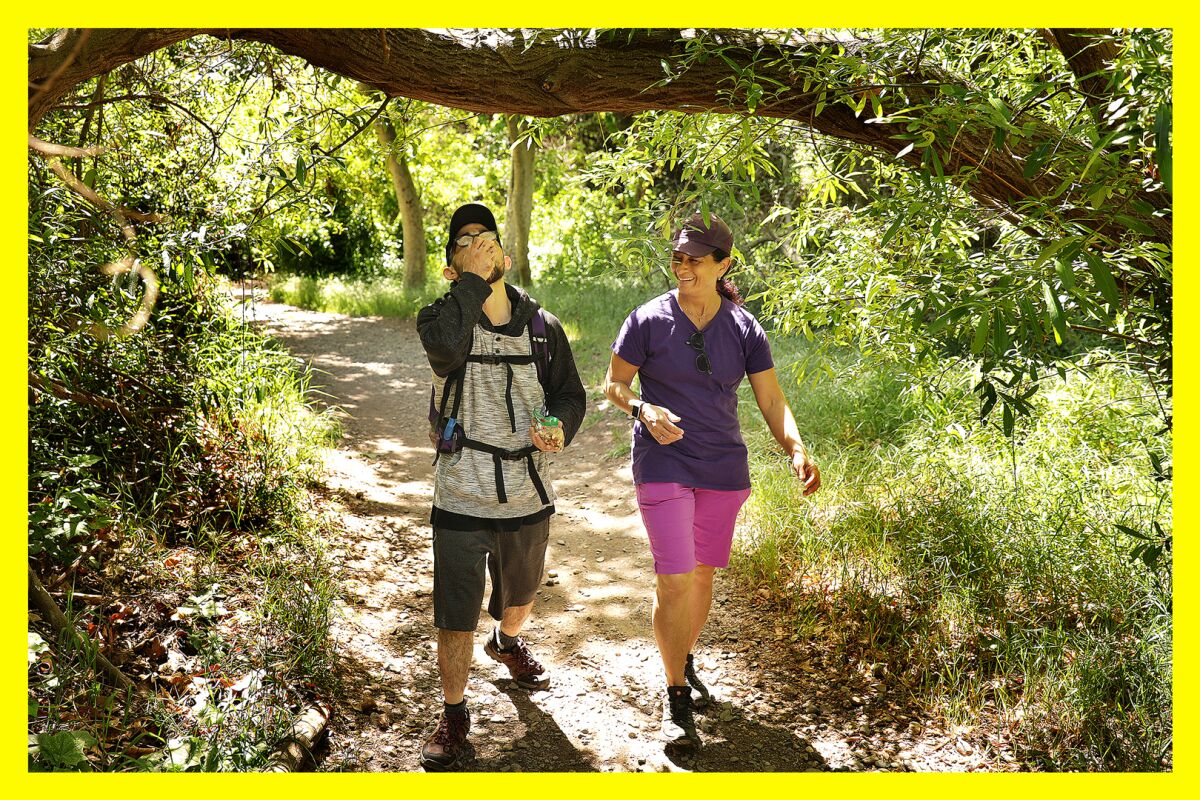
{"left": 495, "top": 627, "right": 519, "bottom": 651}
{"left": 444, "top": 699, "right": 467, "bottom": 716}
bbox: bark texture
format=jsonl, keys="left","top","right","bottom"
{"left": 262, "top": 702, "right": 331, "bottom": 772}
{"left": 375, "top": 118, "right": 427, "bottom": 288}
{"left": 28, "top": 28, "right": 1169, "bottom": 246}
{"left": 504, "top": 116, "right": 536, "bottom": 286}
{"left": 1046, "top": 28, "right": 1122, "bottom": 129}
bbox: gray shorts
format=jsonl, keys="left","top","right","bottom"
{"left": 432, "top": 517, "right": 550, "bottom": 631}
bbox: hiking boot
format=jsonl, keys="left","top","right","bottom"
{"left": 484, "top": 635, "right": 551, "bottom": 690}
{"left": 662, "top": 685, "right": 700, "bottom": 750}
{"left": 685, "top": 653, "right": 711, "bottom": 710}
{"left": 419, "top": 708, "right": 472, "bottom": 771}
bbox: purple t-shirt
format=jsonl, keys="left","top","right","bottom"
{"left": 612, "top": 290, "right": 774, "bottom": 490}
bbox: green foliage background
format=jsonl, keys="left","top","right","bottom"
{"left": 27, "top": 29, "right": 1170, "bottom": 771}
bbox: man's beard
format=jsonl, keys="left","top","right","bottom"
{"left": 484, "top": 258, "right": 505, "bottom": 284}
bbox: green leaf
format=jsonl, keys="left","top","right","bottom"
{"left": 1155, "top": 103, "right": 1172, "bottom": 193}
{"left": 1116, "top": 524, "right": 1149, "bottom": 541}
{"left": 1042, "top": 282, "right": 1066, "bottom": 344}
{"left": 1115, "top": 214, "right": 1156, "bottom": 237}
{"left": 1083, "top": 251, "right": 1121, "bottom": 307}
{"left": 880, "top": 214, "right": 907, "bottom": 246}
{"left": 1002, "top": 401, "right": 1015, "bottom": 437}
{"left": 1055, "top": 256, "right": 1076, "bottom": 291}
{"left": 1034, "top": 236, "right": 1077, "bottom": 271}
{"left": 1022, "top": 142, "right": 1051, "bottom": 179}
{"left": 971, "top": 310, "right": 991, "bottom": 355}
{"left": 295, "top": 156, "right": 307, "bottom": 183}
{"left": 1148, "top": 449, "right": 1164, "bottom": 478}
{"left": 36, "top": 731, "right": 93, "bottom": 768}
{"left": 979, "top": 382, "right": 998, "bottom": 420}
{"left": 993, "top": 309, "right": 1011, "bottom": 355}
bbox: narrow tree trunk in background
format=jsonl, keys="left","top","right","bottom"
{"left": 505, "top": 116, "right": 536, "bottom": 286}
{"left": 75, "top": 73, "right": 106, "bottom": 180}
{"left": 375, "top": 118, "right": 426, "bottom": 288}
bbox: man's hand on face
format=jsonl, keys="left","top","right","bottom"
{"left": 459, "top": 235, "right": 499, "bottom": 280}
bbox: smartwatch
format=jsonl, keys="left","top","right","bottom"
{"left": 628, "top": 399, "right": 644, "bottom": 421}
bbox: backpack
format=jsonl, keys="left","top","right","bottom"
{"left": 426, "top": 310, "right": 553, "bottom": 504}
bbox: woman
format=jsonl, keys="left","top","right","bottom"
{"left": 604, "top": 211, "right": 821, "bottom": 751}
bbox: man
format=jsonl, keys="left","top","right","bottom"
{"left": 416, "top": 202, "right": 586, "bottom": 771}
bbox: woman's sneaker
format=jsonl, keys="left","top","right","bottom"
{"left": 685, "top": 653, "right": 711, "bottom": 710}
{"left": 662, "top": 685, "right": 700, "bottom": 750}
{"left": 484, "top": 634, "right": 551, "bottom": 690}
{"left": 419, "top": 707, "right": 473, "bottom": 771}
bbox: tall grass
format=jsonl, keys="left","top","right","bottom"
{"left": 732, "top": 337, "right": 1171, "bottom": 771}
{"left": 269, "top": 274, "right": 444, "bottom": 319}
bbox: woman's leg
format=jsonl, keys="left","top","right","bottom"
{"left": 654, "top": 570, "right": 694, "bottom": 685}
{"left": 689, "top": 487, "right": 752, "bottom": 651}
{"left": 688, "top": 562, "right": 716, "bottom": 652}
{"left": 635, "top": 482, "right": 697, "bottom": 685}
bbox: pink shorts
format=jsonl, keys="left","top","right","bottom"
{"left": 635, "top": 482, "right": 752, "bottom": 575}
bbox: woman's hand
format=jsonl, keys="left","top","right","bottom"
{"left": 791, "top": 448, "right": 821, "bottom": 496}
{"left": 641, "top": 404, "right": 684, "bottom": 445}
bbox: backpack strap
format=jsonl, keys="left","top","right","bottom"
{"left": 433, "top": 318, "right": 554, "bottom": 505}
{"left": 457, "top": 438, "right": 549, "bottom": 505}
{"left": 430, "top": 329, "right": 473, "bottom": 466}
{"left": 527, "top": 310, "right": 551, "bottom": 387}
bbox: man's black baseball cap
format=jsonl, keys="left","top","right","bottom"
{"left": 446, "top": 202, "right": 498, "bottom": 265}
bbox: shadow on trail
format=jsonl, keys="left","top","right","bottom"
{"left": 675, "top": 707, "right": 831, "bottom": 772}
{"left": 464, "top": 683, "right": 601, "bottom": 772}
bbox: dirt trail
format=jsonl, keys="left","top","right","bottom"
{"left": 242, "top": 291, "right": 1007, "bottom": 773}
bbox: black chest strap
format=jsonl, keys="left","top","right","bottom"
{"left": 459, "top": 438, "right": 550, "bottom": 505}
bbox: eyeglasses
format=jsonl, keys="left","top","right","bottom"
{"left": 687, "top": 331, "right": 712, "bottom": 375}
{"left": 453, "top": 230, "right": 499, "bottom": 248}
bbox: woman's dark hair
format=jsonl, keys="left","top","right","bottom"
{"left": 710, "top": 248, "right": 744, "bottom": 306}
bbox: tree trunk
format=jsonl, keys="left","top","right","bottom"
{"left": 504, "top": 116, "right": 536, "bottom": 286}
{"left": 1044, "top": 29, "right": 1122, "bottom": 130}
{"left": 28, "top": 28, "right": 1169, "bottom": 247}
{"left": 375, "top": 117, "right": 427, "bottom": 288}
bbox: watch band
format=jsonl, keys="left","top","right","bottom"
{"left": 629, "top": 399, "right": 643, "bottom": 421}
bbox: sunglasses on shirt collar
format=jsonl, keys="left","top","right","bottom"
{"left": 687, "top": 331, "right": 712, "bottom": 375}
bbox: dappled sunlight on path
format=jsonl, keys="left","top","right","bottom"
{"left": 241, "top": 291, "right": 992, "bottom": 773}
